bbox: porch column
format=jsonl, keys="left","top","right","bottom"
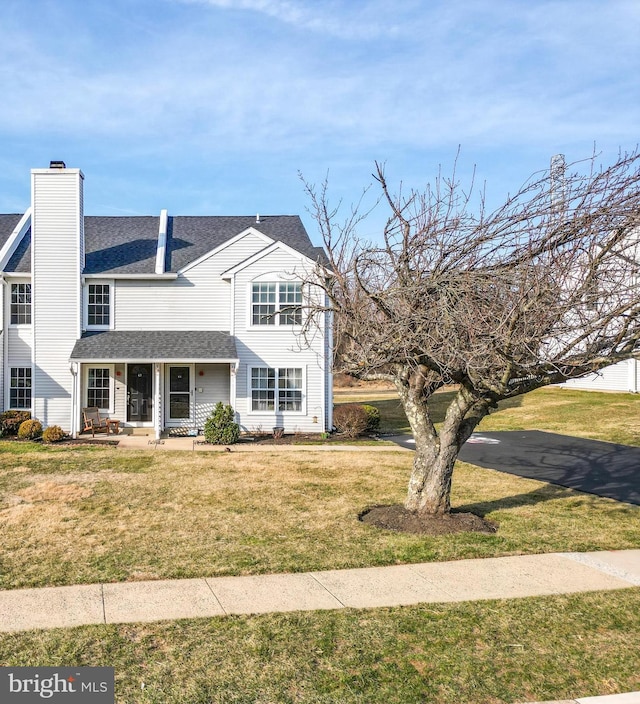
{"left": 230, "top": 362, "right": 238, "bottom": 415}
{"left": 70, "top": 361, "right": 79, "bottom": 438}
{"left": 154, "top": 363, "right": 161, "bottom": 440}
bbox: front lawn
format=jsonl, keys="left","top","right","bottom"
{"left": 0, "top": 443, "right": 638, "bottom": 589}
{"left": 1, "top": 589, "right": 638, "bottom": 703}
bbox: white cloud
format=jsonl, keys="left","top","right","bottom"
{"left": 176, "top": 0, "right": 405, "bottom": 39}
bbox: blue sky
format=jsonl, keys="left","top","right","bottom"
{"left": 0, "top": 0, "right": 638, "bottom": 242}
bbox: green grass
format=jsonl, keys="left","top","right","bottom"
{"left": 1, "top": 589, "right": 638, "bottom": 703}
{"left": 0, "top": 443, "right": 638, "bottom": 589}
{"left": 335, "top": 386, "right": 640, "bottom": 445}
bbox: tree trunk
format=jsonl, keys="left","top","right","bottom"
{"left": 399, "top": 380, "right": 487, "bottom": 517}
{"left": 404, "top": 437, "right": 458, "bottom": 515}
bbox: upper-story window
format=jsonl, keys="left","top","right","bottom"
{"left": 10, "top": 283, "right": 31, "bottom": 325}
{"left": 251, "top": 282, "right": 302, "bottom": 326}
{"left": 87, "top": 283, "right": 111, "bottom": 328}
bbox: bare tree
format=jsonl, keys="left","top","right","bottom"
{"left": 304, "top": 151, "right": 640, "bottom": 517}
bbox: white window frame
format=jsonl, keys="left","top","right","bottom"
{"left": 83, "top": 364, "right": 115, "bottom": 413}
{"left": 84, "top": 281, "right": 114, "bottom": 330}
{"left": 9, "top": 281, "right": 32, "bottom": 326}
{"left": 247, "top": 366, "right": 306, "bottom": 415}
{"left": 9, "top": 366, "right": 32, "bottom": 410}
{"left": 248, "top": 277, "right": 303, "bottom": 328}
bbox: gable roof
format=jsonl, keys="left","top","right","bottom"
{"left": 0, "top": 214, "right": 327, "bottom": 275}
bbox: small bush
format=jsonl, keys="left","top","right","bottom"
{"left": 42, "top": 425, "right": 66, "bottom": 443}
{"left": 0, "top": 410, "right": 31, "bottom": 436}
{"left": 333, "top": 403, "right": 368, "bottom": 438}
{"left": 18, "top": 419, "right": 43, "bottom": 440}
{"left": 204, "top": 403, "right": 240, "bottom": 444}
{"left": 362, "top": 404, "right": 381, "bottom": 431}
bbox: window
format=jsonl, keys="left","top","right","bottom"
{"left": 87, "top": 368, "right": 110, "bottom": 409}
{"left": 10, "top": 283, "right": 31, "bottom": 325}
{"left": 252, "top": 283, "right": 276, "bottom": 325}
{"left": 251, "top": 367, "right": 303, "bottom": 412}
{"left": 278, "top": 367, "right": 303, "bottom": 411}
{"left": 251, "top": 282, "right": 302, "bottom": 325}
{"left": 278, "top": 283, "right": 302, "bottom": 325}
{"left": 10, "top": 367, "right": 31, "bottom": 409}
{"left": 87, "top": 284, "right": 110, "bottom": 327}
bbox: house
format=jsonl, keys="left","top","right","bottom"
{"left": 0, "top": 162, "right": 333, "bottom": 438}
{"left": 562, "top": 359, "right": 639, "bottom": 393}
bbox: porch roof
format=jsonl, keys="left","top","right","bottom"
{"left": 70, "top": 330, "right": 238, "bottom": 362}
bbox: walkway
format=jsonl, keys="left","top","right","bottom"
{"left": 112, "top": 434, "right": 410, "bottom": 452}
{"left": 1, "top": 549, "right": 638, "bottom": 633}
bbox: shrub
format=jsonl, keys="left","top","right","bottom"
{"left": 362, "top": 404, "right": 381, "bottom": 431}
{"left": 333, "top": 403, "right": 368, "bottom": 438}
{"left": 18, "top": 419, "right": 43, "bottom": 440}
{"left": 204, "top": 403, "right": 240, "bottom": 444}
{"left": 0, "top": 410, "right": 31, "bottom": 437}
{"left": 42, "top": 425, "right": 66, "bottom": 443}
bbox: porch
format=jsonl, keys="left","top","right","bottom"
{"left": 69, "top": 331, "right": 238, "bottom": 439}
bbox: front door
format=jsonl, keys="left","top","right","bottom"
{"left": 167, "top": 365, "right": 192, "bottom": 424}
{"left": 128, "top": 364, "right": 152, "bottom": 422}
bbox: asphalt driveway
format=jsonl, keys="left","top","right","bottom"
{"left": 389, "top": 431, "right": 640, "bottom": 505}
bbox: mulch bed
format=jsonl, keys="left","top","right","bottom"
{"left": 359, "top": 504, "right": 498, "bottom": 535}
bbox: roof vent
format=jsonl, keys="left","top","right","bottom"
{"left": 256, "top": 213, "right": 261, "bottom": 224}
{"left": 49, "top": 160, "right": 66, "bottom": 169}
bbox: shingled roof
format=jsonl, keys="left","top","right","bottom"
{"left": 0, "top": 214, "right": 327, "bottom": 274}
{"left": 70, "top": 330, "right": 238, "bottom": 360}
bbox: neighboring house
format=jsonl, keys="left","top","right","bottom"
{"left": 0, "top": 163, "right": 333, "bottom": 438}
{"left": 562, "top": 359, "right": 639, "bottom": 393}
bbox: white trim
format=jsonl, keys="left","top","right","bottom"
{"left": 155, "top": 209, "right": 168, "bottom": 275}
{"left": 246, "top": 364, "right": 307, "bottom": 416}
{"left": 83, "top": 280, "right": 114, "bottom": 331}
{"left": 71, "top": 357, "right": 239, "bottom": 364}
{"left": 82, "top": 273, "right": 178, "bottom": 280}
{"left": 229, "top": 274, "right": 236, "bottom": 336}
{"left": 164, "top": 363, "right": 195, "bottom": 427}
{"left": 154, "top": 362, "right": 162, "bottom": 440}
{"left": 7, "top": 364, "right": 33, "bottom": 412}
{"left": 71, "top": 361, "right": 80, "bottom": 438}
{"left": 0, "top": 208, "right": 31, "bottom": 271}
{"left": 247, "top": 278, "right": 303, "bottom": 330}
{"left": 178, "top": 228, "right": 273, "bottom": 275}
{"left": 7, "top": 279, "right": 32, "bottom": 328}
{"left": 628, "top": 358, "right": 638, "bottom": 393}
{"left": 82, "top": 363, "right": 115, "bottom": 414}
{"left": 222, "top": 240, "right": 316, "bottom": 278}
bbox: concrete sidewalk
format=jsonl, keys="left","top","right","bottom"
{"left": 1, "top": 550, "right": 638, "bottom": 633}
{"left": 524, "top": 694, "right": 640, "bottom": 704}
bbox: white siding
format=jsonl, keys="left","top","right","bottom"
{"left": 563, "top": 359, "right": 634, "bottom": 392}
{"left": 7, "top": 328, "right": 33, "bottom": 365}
{"left": 31, "top": 169, "right": 83, "bottom": 429}
{"left": 232, "top": 248, "right": 327, "bottom": 433}
{"left": 194, "top": 363, "right": 230, "bottom": 428}
{"left": 112, "top": 233, "right": 267, "bottom": 331}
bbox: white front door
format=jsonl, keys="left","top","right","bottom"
{"left": 165, "top": 364, "right": 193, "bottom": 425}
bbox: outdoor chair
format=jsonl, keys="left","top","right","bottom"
{"left": 82, "top": 407, "right": 109, "bottom": 437}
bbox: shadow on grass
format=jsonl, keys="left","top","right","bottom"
{"left": 454, "top": 483, "right": 577, "bottom": 518}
